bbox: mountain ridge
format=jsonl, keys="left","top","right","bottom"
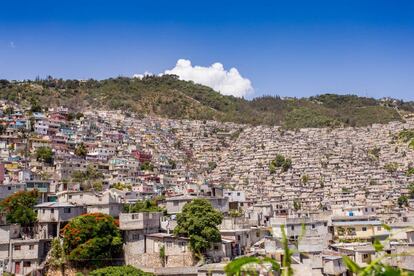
{"left": 0, "top": 76, "right": 413, "bottom": 128}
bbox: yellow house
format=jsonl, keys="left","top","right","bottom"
{"left": 332, "top": 216, "right": 389, "bottom": 241}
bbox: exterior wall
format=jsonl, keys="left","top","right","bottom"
{"left": 37, "top": 206, "right": 85, "bottom": 222}
{"left": 127, "top": 252, "right": 194, "bottom": 269}
{"left": 146, "top": 237, "right": 189, "bottom": 255}
{"left": 271, "top": 217, "right": 330, "bottom": 252}
{"left": 11, "top": 260, "right": 39, "bottom": 276}
{"left": 119, "top": 212, "right": 161, "bottom": 230}
{"left": 224, "top": 191, "right": 246, "bottom": 202}
{"left": 0, "top": 243, "right": 9, "bottom": 260}
{"left": 58, "top": 191, "right": 121, "bottom": 206}
{"left": 0, "top": 224, "right": 20, "bottom": 244}
{"left": 0, "top": 184, "right": 25, "bottom": 200}
{"left": 11, "top": 240, "right": 39, "bottom": 260}
{"left": 333, "top": 224, "right": 387, "bottom": 240}
{"left": 25, "top": 181, "right": 49, "bottom": 193}
{"left": 166, "top": 197, "right": 228, "bottom": 214}
{"left": 165, "top": 199, "right": 188, "bottom": 214}
{"left": 322, "top": 259, "right": 347, "bottom": 275}
{"left": 126, "top": 236, "right": 195, "bottom": 268}
{"left": 271, "top": 217, "right": 328, "bottom": 240}
{"left": 86, "top": 203, "right": 123, "bottom": 217}
{"left": 220, "top": 228, "right": 266, "bottom": 256}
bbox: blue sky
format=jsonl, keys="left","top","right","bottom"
{"left": 1, "top": 0, "right": 414, "bottom": 99}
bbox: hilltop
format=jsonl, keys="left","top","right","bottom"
{"left": 0, "top": 76, "right": 413, "bottom": 128}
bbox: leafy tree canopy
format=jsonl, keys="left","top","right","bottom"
{"left": 74, "top": 142, "right": 88, "bottom": 158}
{"left": 0, "top": 190, "right": 39, "bottom": 226}
{"left": 174, "top": 198, "right": 223, "bottom": 255}
{"left": 61, "top": 213, "right": 122, "bottom": 266}
{"left": 36, "top": 146, "right": 53, "bottom": 164}
{"left": 124, "top": 199, "right": 164, "bottom": 213}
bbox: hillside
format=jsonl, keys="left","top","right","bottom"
{"left": 0, "top": 76, "right": 412, "bottom": 128}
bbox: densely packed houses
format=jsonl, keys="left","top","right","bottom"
{"left": 0, "top": 100, "right": 413, "bottom": 275}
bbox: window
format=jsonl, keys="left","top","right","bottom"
{"left": 362, "top": 227, "right": 367, "bottom": 231}
{"left": 8, "top": 187, "right": 11, "bottom": 190}
{"left": 50, "top": 208, "right": 54, "bottom": 214}
{"left": 68, "top": 195, "right": 72, "bottom": 200}
{"left": 23, "top": 261, "right": 31, "bottom": 267}
{"left": 29, "top": 245, "right": 34, "bottom": 250}
{"left": 377, "top": 226, "right": 382, "bottom": 231}
{"left": 64, "top": 208, "right": 71, "bottom": 214}
{"left": 237, "top": 192, "right": 240, "bottom": 196}
{"left": 173, "top": 201, "right": 179, "bottom": 206}
{"left": 291, "top": 225, "right": 294, "bottom": 230}
{"left": 324, "top": 222, "right": 327, "bottom": 227}
{"left": 14, "top": 245, "right": 21, "bottom": 251}
{"left": 214, "top": 245, "right": 219, "bottom": 250}
{"left": 312, "top": 224, "right": 315, "bottom": 229}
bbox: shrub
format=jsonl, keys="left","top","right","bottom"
{"left": 88, "top": 265, "right": 154, "bottom": 276}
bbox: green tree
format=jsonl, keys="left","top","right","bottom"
{"left": 398, "top": 195, "right": 409, "bottom": 207}
{"left": 384, "top": 162, "right": 399, "bottom": 173}
{"left": 111, "top": 182, "right": 132, "bottom": 191}
{"left": 71, "top": 165, "right": 104, "bottom": 191}
{"left": 30, "top": 102, "right": 42, "bottom": 113}
{"left": 35, "top": 146, "right": 53, "bottom": 164}
{"left": 124, "top": 199, "right": 164, "bottom": 213}
{"left": 174, "top": 199, "right": 223, "bottom": 256}
{"left": 301, "top": 174, "right": 309, "bottom": 184}
{"left": 75, "top": 112, "right": 84, "bottom": 120}
{"left": 409, "top": 183, "right": 414, "bottom": 199}
{"left": 140, "top": 161, "right": 154, "bottom": 171}
{"left": 0, "top": 190, "right": 39, "bottom": 226}
{"left": 293, "top": 199, "right": 301, "bottom": 211}
{"left": 88, "top": 265, "right": 154, "bottom": 276}
{"left": 406, "top": 167, "right": 414, "bottom": 176}
{"left": 282, "top": 158, "right": 292, "bottom": 172}
{"left": 48, "top": 238, "right": 66, "bottom": 274}
{"left": 274, "top": 154, "right": 286, "bottom": 167}
{"left": 74, "top": 142, "right": 88, "bottom": 158}
{"left": 61, "top": 213, "right": 122, "bottom": 266}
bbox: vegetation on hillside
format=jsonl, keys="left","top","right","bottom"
{"left": 88, "top": 265, "right": 154, "bottom": 276}
{"left": 0, "top": 77, "right": 411, "bottom": 128}
{"left": 124, "top": 199, "right": 164, "bottom": 213}
{"left": 269, "top": 154, "right": 292, "bottom": 173}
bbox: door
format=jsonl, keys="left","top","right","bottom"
{"left": 15, "top": 262, "right": 20, "bottom": 274}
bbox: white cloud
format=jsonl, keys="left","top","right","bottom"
{"left": 163, "top": 59, "right": 253, "bottom": 97}
{"left": 133, "top": 71, "right": 153, "bottom": 79}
